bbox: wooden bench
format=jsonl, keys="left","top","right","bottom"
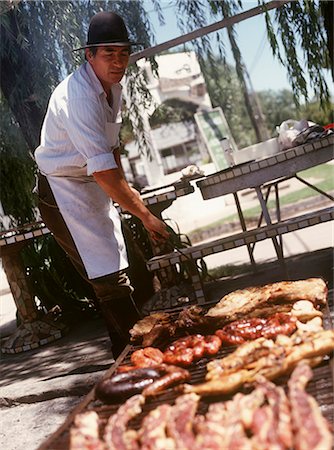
{"left": 146, "top": 206, "right": 334, "bottom": 304}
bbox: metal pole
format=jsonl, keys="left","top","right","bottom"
{"left": 233, "top": 192, "right": 257, "bottom": 269}
{"left": 255, "top": 186, "right": 284, "bottom": 260}
{"left": 130, "top": 1, "right": 291, "bottom": 64}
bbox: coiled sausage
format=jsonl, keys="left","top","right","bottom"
{"left": 95, "top": 367, "right": 161, "bottom": 403}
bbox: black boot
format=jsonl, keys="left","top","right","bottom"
{"left": 109, "top": 333, "right": 127, "bottom": 359}
{"left": 109, "top": 294, "right": 142, "bottom": 330}
{"left": 99, "top": 295, "right": 141, "bottom": 358}
{"left": 99, "top": 307, "right": 127, "bottom": 358}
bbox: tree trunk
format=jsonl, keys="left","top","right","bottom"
{"left": 226, "top": 26, "right": 268, "bottom": 143}
{"left": 321, "top": 1, "right": 334, "bottom": 81}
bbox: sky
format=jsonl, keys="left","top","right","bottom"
{"left": 142, "top": 0, "right": 333, "bottom": 95}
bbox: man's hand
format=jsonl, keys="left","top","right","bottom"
{"left": 141, "top": 214, "right": 170, "bottom": 243}
{"left": 93, "top": 168, "right": 169, "bottom": 243}
{"left": 125, "top": 186, "right": 169, "bottom": 242}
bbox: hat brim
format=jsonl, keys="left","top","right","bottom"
{"left": 72, "top": 41, "right": 143, "bottom": 52}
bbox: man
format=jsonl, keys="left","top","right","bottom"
{"left": 34, "top": 11, "right": 169, "bottom": 357}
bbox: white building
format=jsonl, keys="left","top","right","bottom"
{"left": 122, "top": 51, "right": 212, "bottom": 188}
{"left": 143, "top": 51, "right": 212, "bottom": 113}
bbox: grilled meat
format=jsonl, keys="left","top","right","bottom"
{"left": 130, "top": 348, "right": 164, "bottom": 368}
{"left": 138, "top": 404, "right": 175, "bottom": 450}
{"left": 181, "top": 330, "right": 334, "bottom": 397}
{"left": 216, "top": 313, "right": 297, "bottom": 345}
{"left": 129, "top": 313, "right": 171, "bottom": 342}
{"left": 206, "top": 278, "right": 327, "bottom": 322}
{"left": 163, "top": 334, "right": 222, "bottom": 366}
{"left": 103, "top": 394, "right": 144, "bottom": 450}
{"left": 142, "top": 364, "right": 190, "bottom": 397}
{"left": 288, "top": 363, "right": 333, "bottom": 450}
{"left": 253, "top": 377, "right": 293, "bottom": 449}
{"left": 166, "top": 393, "right": 199, "bottom": 449}
{"left": 70, "top": 411, "right": 105, "bottom": 450}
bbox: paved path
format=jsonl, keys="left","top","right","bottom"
{"left": 0, "top": 318, "right": 114, "bottom": 450}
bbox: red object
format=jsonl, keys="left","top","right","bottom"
{"left": 323, "top": 123, "right": 334, "bottom": 130}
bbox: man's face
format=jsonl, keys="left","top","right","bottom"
{"left": 86, "top": 45, "right": 130, "bottom": 87}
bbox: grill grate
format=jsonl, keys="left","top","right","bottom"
{"left": 39, "top": 302, "right": 334, "bottom": 450}
{"left": 39, "top": 357, "right": 334, "bottom": 450}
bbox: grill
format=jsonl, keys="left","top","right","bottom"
{"left": 38, "top": 300, "right": 334, "bottom": 450}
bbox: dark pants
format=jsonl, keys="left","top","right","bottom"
{"left": 36, "top": 174, "right": 140, "bottom": 355}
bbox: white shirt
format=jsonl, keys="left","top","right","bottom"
{"left": 35, "top": 62, "right": 122, "bottom": 178}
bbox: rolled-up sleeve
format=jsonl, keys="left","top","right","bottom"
{"left": 61, "top": 97, "right": 118, "bottom": 175}
{"left": 86, "top": 152, "right": 117, "bottom": 175}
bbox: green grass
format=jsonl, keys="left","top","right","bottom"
{"left": 191, "top": 163, "right": 334, "bottom": 234}
{"left": 208, "top": 263, "right": 253, "bottom": 279}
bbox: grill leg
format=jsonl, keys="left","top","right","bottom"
{"left": 255, "top": 186, "right": 284, "bottom": 260}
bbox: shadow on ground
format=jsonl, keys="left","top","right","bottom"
{"left": 0, "top": 318, "right": 114, "bottom": 401}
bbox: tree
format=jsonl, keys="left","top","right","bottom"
{"left": 167, "top": 0, "right": 331, "bottom": 140}
{"left": 0, "top": 0, "right": 159, "bottom": 225}
{"left": 149, "top": 98, "right": 199, "bottom": 129}
{"left": 258, "top": 89, "right": 333, "bottom": 135}
{"left": 320, "top": 1, "right": 333, "bottom": 79}
{"left": 204, "top": 58, "right": 256, "bottom": 148}
{"left": 1, "top": 1, "right": 331, "bottom": 151}
{"left": 1, "top": 0, "right": 332, "bottom": 320}
{"left": 257, "top": 89, "right": 297, "bottom": 136}
{"left": 206, "top": 0, "right": 270, "bottom": 142}
{"left": 0, "top": 94, "right": 36, "bottom": 227}
{"left": 261, "top": 0, "right": 332, "bottom": 105}
{"left": 298, "top": 99, "right": 333, "bottom": 126}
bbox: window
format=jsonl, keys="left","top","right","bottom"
{"left": 161, "top": 148, "right": 173, "bottom": 157}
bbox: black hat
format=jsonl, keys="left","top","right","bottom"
{"left": 73, "top": 11, "right": 142, "bottom": 51}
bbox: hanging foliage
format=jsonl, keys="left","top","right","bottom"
{"left": 0, "top": 94, "right": 37, "bottom": 228}
{"left": 0, "top": 0, "right": 160, "bottom": 222}
{"left": 1, "top": 0, "right": 331, "bottom": 163}
{"left": 123, "top": 62, "right": 155, "bottom": 159}
{"left": 0, "top": 0, "right": 161, "bottom": 317}
{"left": 149, "top": 98, "right": 199, "bottom": 129}
{"left": 261, "top": 0, "right": 331, "bottom": 106}
{"left": 204, "top": 58, "right": 257, "bottom": 148}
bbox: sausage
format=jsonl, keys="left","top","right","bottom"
{"left": 215, "top": 329, "right": 246, "bottom": 345}
{"left": 163, "top": 334, "right": 222, "bottom": 366}
{"left": 142, "top": 364, "right": 190, "bottom": 397}
{"left": 191, "top": 335, "right": 205, "bottom": 359}
{"left": 95, "top": 367, "right": 161, "bottom": 403}
{"left": 262, "top": 313, "right": 297, "bottom": 338}
{"left": 215, "top": 313, "right": 297, "bottom": 345}
{"left": 130, "top": 347, "right": 164, "bottom": 367}
{"left": 163, "top": 347, "right": 194, "bottom": 366}
{"left": 203, "top": 335, "right": 222, "bottom": 354}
